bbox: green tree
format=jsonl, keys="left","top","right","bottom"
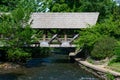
{"left": 0, "top": 0, "right": 19, "bottom": 12}
{"left": 0, "top": 0, "right": 53, "bottom": 12}
{"left": 0, "top": 7, "right": 33, "bottom": 62}
{"left": 77, "top": 16, "right": 120, "bottom": 60}
{"left": 50, "top": 0, "right": 116, "bottom": 22}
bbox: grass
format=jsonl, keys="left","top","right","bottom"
{"left": 86, "top": 58, "right": 94, "bottom": 64}
{"left": 108, "top": 62, "right": 120, "bottom": 72}
{"left": 87, "top": 57, "right": 109, "bottom": 65}
{"left": 86, "top": 57, "right": 120, "bottom": 73}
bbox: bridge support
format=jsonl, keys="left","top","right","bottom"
{"left": 69, "top": 52, "right": 76, "bottom": 63}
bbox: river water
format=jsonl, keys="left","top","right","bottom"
{"left": 0, "top": 49, "right": 100, "bottom": 80}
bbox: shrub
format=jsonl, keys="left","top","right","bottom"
{"left": 7, "top": 48, "right": 31, "bottom": 63}
{"left": 91, "top": 36, "right": 116, "bottom": 60}
{"left": 106, "top": 72, "right": 115, "bottom": 80}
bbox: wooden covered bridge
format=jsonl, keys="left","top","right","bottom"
{"left": 30, "top": 12, "right": 99, "bottom": 47}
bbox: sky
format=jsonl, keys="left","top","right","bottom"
{"left": 114, "top": 0, "right": 120, "bottom": 6}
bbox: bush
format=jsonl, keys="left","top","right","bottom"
{"left": 91, "top": 36, "right": 116, "bottom": 60}
{"left": 7, "top": 48, "right": 31, "bottom": 63}
{"left": 106, "top": 72, "right": 115, "bottom": 80}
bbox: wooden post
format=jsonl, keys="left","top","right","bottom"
{"left": 43, "top": 30, "right": 47, "bottom": 41}
{"left": 64, "top": 34, "right": 67, "bottom": 41}
{"left": 64, "top": 29, "right": 68, "bottom": 42}
{"left": 43, "top": 34, "right": 46, "bottom": 41}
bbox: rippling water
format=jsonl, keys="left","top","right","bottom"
{"left": 0, "top": 53, "right": 101, "bottom": 80}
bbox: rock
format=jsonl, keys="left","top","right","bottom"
{"left": 0, "top": 62, "right": 20, "bottom": 70}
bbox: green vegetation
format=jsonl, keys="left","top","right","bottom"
{"left": 7, "top": 48, "right": 31, "bottom": 63}
{"left": 0, "top": 0, "right": 120, "bottom": 66}
{"left": 108, "top": 62, "right": 120, "bottom": 72}
{"left": 0, "top": 0, "right": 51, "bottom": 63}
{"left": 91, "top": 36, "right": 116, "bottom": 60}
{"left": 113, "top": 42, "right": 120, "bottom": 62}
{"left": 49, "top": 0, "right": 120, "bottom": 61}
{"left": 77, "top": 15, "right": 120, "bottom": 61}
{"left": 106, "top": 72, "right": 115, "bottom": 80}
{"left": 0, "top": 7, "right": 33, "bottom": 62}
{"left": 50, "top": 0, "right": 116, "bottom": 22}
{"left": 0, "top": 0, "right": 19, "bottom": 11}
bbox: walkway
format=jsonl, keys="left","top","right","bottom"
{"left": 75, "top": 58, "right": 120, "bottom": 77}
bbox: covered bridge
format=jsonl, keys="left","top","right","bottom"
{"left": 30, "top": 12, "right": 99, "bottom": 47}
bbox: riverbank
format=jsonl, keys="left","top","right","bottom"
{"left": 75, "top": 58, "right": 120, "bottom": 80}
{"left": 0, "top": 62, "right": 22, "bottom": 73}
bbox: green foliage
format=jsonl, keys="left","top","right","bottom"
{"left": 34, "top": 0, "right": 53, "bottom": 12}
{"left": 0, "top": 0, "right": 19, "bottom": 12}
{"left": 0, "top": 7, "right": 33, "bottom": 47}
{"left": 78, "top": 17, "right": 120, "bottom": 47}
{"left": 0, "top": 0, "right": 49, "bottom": 12}
{"left": 0, "top": 6, "right": 34, "bottom": 62}
{"left": 51, "top": 2, "right": 70, "bottom": 12}
{"left": 50, "top": 0, "right": 116, "bottom": 22}
{"left": 7, "top": 48, "right": 31, "bottom": 62}
{"left": 77, "top": 27, "right": 101, "bottom": 48}
{"left": 91, "top": 36, "right": 116, "bottom": 60}
{"left": 77, "top": 16, "right": 120, "bottom": 59}
{"left": 0, "top": 0, "right": 54, "bottom": 62}
{"left": 95, "top": 17, "right": 120, "bottom": 38}
{"left": 113, "top": 42, "right": 120, "bottom": 62}
{"left": 0, "top": 0, "right": 37, "bottom": 12}
{"left": 108, "top": 62, "right": 120, "bottom": 72}
{"left": 106, "top": 72, "right": 115, "bottom": 80}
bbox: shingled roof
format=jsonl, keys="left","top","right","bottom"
{"left": 30, "top": 13, "right": 99, "bottom": 29}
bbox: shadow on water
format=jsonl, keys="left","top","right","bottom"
{"left": 52, "top": 59, "right": 70, "bottom": 63}
{"left": 0, "top": 73, "right": 23, "bottom": 80}
{"left": 25, "top": 57, "right": 69, "bottom": 68}
{"left": 25, "top": 58, "right": 52, "bottom": 68}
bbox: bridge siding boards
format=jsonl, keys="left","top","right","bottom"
{"left": 30, "top": 13, "right": 99, "bottom": 29}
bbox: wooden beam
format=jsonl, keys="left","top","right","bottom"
{"left": 48, "top": 34, "right": 58, "bottom": 44}
{"left": 70, "top": 34, "right": 79, "bottom": 43}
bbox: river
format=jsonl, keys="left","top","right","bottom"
{"left": 0, "top": 49, "right": 101, "bottom": 80}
